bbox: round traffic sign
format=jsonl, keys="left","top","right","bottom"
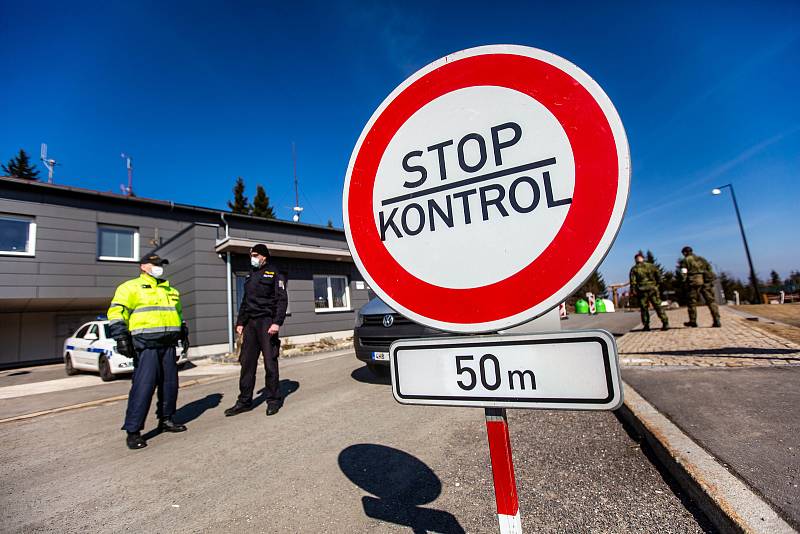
{"left": 343, "top": 45, "right": 630, "bottom": 333}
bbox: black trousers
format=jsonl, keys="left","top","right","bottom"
{"left": 238, "top": 317, "right": 281, "bottom": 405}
{"left": 123, "top": 346, "right": 178, "bottom": 432}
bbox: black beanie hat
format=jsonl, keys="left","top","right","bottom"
{"left": 251, "top": 243, "right": 270, "bottom": 257}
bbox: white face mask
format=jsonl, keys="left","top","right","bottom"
{"left": 150, "top": 266, "right": 164, "bottom": 278}
{"left": 250, "top": 257, "right": 262, "bottom": 269}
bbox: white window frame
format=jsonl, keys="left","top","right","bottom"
{"left": 313, "top": 274, "right": 351, "bottom": 313}
{"left": 97, "top": 224, "right": 140, "bottom": 262}
{"left": 0, "top": 214, "right": 36, "bottom": 257}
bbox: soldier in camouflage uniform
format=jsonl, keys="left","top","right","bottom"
{"left": 678, "top": 246, "right": 721, "bottom": 328}
{"left": 629, "top": 252, "right": 669, "bottom": 331}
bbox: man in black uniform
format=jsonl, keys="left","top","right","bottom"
{"left": 225, "top": 244, "right": 288, "bottom": 417}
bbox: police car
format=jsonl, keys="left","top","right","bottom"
{"left": 63, "top": 320, "right": 187, "bottom": 381}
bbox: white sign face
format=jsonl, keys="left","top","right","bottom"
{"left": 374, "top": 86, "right": 575, "bottom": 289}
{"left": 390, "top": 330, "right": 622, "bottom": 410}
{"left": 343, "top": 45, "right": 630, "bottom": 333}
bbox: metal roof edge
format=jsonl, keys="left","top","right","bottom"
{"left": 0, "top": 175, "right": 344, "bottom": 234}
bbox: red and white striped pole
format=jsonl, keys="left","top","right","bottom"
{"left": 587, "top": 292, "right": 596, "bottom": 315}
{"left": 485, "top": 407, "right": 522, "bottom": 533}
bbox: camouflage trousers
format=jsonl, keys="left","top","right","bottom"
{"left": 687, "top": 283, "right": 720, "bottom": 324}
{"left": 637, "top": 288, "right": 668, "bottom": 327}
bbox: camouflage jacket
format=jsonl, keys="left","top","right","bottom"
{"left": 629, "top": 262, "right": 662, "bottom": 291}
{"left": 678, "top": 254, "right": 714, "bottom": 285}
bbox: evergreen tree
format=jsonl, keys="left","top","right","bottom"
{"left": 785, "top": 271, "right": 800, "bottom": 294}
{"left": 573, "top": 270, "right": 608, "bottom": 300}
{"left": 227, "top": 177, "right": 251, "bottom": 214}
{"left": 719, "top": 272, "right": 750, "bottom": 302}
{"left": 251, "top": 185, "right": 276, "bottom": 219}
{"left": 673, "top": 260, "right": 689, "bottom": 305}
{"left": 769, "top": 270, "right": 782, "bottom": 288}
{"left": 2, "top": 149, "right": 40, "bottom": 180}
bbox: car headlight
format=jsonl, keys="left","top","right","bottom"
{"left": 355, "top": 313, "right": 364, "bottom": 328}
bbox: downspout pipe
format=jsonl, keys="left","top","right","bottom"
{"left": 221, "top": 213, "right": 234, "bottom": 354}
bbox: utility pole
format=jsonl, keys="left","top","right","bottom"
{"left": 292, "top": 142, "right": 303, "bottom": 222}
{"left": 713, "top": 184, "right": 761, "bottom": 303}
{"left": 120, "top": 153, "right": 133, "bottom": 196}
{"left": 40, "top": 143, "right": 58, "bottom": 184}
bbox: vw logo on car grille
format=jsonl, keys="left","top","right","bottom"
{"left": 382, "top": 314, "right": 394, "bottom": 328}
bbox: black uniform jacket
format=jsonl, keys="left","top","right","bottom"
{"left": 236, "top": 265, "right": 288, "bottom": 327}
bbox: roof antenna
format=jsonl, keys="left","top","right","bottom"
{"left": 40, "top": 143, "right": 59, "bottom": 184}
{"left": 292, "top": 142, "right": 304, "bottom": 222}
{"left": 120, "top": 153, "right": 133, "bottom": 196}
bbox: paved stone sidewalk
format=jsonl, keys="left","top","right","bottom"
{"left": 618, "top": 306, "right": 800, "bottom": 367}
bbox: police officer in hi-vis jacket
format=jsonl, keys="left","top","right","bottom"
{"left": 108, "top": 254, "right": 189, "bottom": 450}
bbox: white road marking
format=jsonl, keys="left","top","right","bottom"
{"left": 0, "top": 376, "right": 114, "bottom": 400}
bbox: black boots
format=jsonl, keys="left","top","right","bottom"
{"left": 159, "top": 418, "right": 187, "bottom": 432}
{"left": 684, "top": 321, "right": 698, "bottom": 327}
{"left": 126, "top": 432, "right": 146, "bottom": 450}
{"left": 224, "top": 402, "right": 252, "bottom": 417}
{"left": 266, "top": 402, "right": 281, "bottom": 416}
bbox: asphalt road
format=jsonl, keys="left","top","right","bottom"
{"left": 0, "top": 350, "right": 712, "bottom": 533}
{"left": 624, "top": 365, "right": 800, "bottom": 530}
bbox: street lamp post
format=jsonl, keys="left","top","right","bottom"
{"left": 712, "top": 184, "right": 761, "bottom": 304}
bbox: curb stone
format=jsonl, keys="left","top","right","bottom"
{"left": 618, "top": 382, "right": 796, "bottom": 534}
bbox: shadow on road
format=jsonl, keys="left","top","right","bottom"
{"left": 350, "top": 366, "right": 390, "bottom": 385}
{"left": 141, "top": 392, "right": 225, "bottom": 440}
{"left": 252, "top": 379, "right": 300, "bottom": 408}
{"left": 338, "top": 444, "right": 465, "bottom": 534}
{"left": 173, "top": 392, "right": 224, "bottom": 425}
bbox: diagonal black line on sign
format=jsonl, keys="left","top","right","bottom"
{"left": 380, "top": 157, "right": 557, "bottom": 207}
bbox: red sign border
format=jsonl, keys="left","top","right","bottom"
{"left": 343, "top": 45, "right": 630, "bottom": 332}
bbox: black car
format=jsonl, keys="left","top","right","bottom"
{"left": 354, "top": 297, "right": 449, "bottom": 376}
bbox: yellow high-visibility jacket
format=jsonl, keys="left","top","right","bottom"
{"left": 107, "top": 272, "right": 183, "bottom": 345}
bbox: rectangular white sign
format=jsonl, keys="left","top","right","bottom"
{"left": 390, "top": 330, "right": 622, "bottom": 410}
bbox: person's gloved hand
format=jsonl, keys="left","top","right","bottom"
{"left": 180, "top": 323, "right": 190, "bottom": 358}
{"left": 115, "top": 335, "right": 136, "bottom": 360}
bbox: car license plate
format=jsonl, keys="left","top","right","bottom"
{"left": 372, "top": 351, "right": 389, "bottom": 361}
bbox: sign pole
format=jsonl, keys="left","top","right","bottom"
{"left": 485, "top": 407, "right": 522, "bottom": 534}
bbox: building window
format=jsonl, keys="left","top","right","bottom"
{"left": 98, "top": 225, "right": 139, "bottom": 261}
{"left": 314, "top": 275, "right": 350, "bottom": 312}
{"left": 0, "top": 214, "right": 36, "bottom": 256}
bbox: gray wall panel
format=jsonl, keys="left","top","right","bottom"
{"left": 0, "top": 313, "right": 21, "bottom": 364}
{"left": 0, "top": 274, "right": 40, "bottom": 286}
{"left": 0, "top": 262, "right": 38, "bottom": 274}
{"left": 0, "top": 286, "right": 37, "bottom": 298}
{"left": 35, "top": 216, "right": 97, "bottom": 232}
{"left": 36, "top": 227, "right": 96, "bottom": 244}
{"left": 20, "top": 312, "right": 57, "bottom": 361}
{"left": 194, "top": 328, "right": 228, "bottom": 347}
{"left": 36, "top": 240, "right": 97, "bottom": 254}
{"left": 38, "top": 287, "right": 111, "bottom": 299}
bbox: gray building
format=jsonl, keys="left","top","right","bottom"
{"left": 0, "top": 177, "right": 368, "bottom": 367}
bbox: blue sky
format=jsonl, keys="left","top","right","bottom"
{"left": 1, "top": 0, "right": 798, "bottom": 285}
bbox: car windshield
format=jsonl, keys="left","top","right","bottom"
{"left": 103, "top": 324, "right": 111, "bottom": 339}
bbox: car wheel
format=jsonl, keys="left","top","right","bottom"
{"left": 98, "top": 356, "right": 115, "bottom": 382}
{"left": 367, "top": 363, "right": 390, "bottom": 378}
{"left": 64, "top": 354, "right": 80, "bottom": 376}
